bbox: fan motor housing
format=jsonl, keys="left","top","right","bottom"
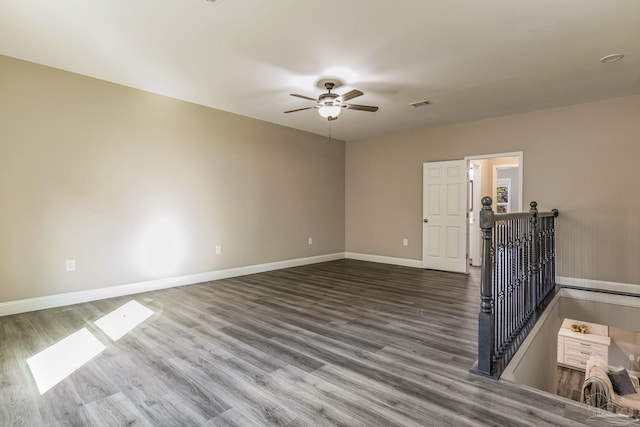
{"left": 319, "top": 92, "right": 339, "bottom": 105}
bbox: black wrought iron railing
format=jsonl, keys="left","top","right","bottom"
{"left": 475, "top": 197, "right": 559, "bottom": 378}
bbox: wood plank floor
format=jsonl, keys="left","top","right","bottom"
{"left": 556, "top": 366, "right": 585, "bottom": 403}
{"left": 0, "top": 260, "right": 609, "bottom": 426}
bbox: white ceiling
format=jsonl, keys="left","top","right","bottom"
{"left": 1, "top": 0, "right": 639, "bottom": 141}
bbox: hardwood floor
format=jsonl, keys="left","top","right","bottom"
{"left": 556, "top": 366, "right": 585, "bottom": 403}
{"left": 0, "top": 260, "right": 607, "bottom": 426}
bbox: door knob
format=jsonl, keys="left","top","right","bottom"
{"left": 423, "top": 219, "right": 428, "bottom": 223}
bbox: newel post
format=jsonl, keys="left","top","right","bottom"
{"left": 529, "top": 201, "right": 539, "bottom": 310}
{"left": 477, "top": 196, "right": 495, "bottom": 376}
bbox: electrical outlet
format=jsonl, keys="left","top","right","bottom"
{"left": 630, "top": 354, "right": 635, "bottom": 362}
{"left": 215, "top": 245, "right": 222, "bottom": 255}
{"left": 66, "top": 259, "right": 76, "bottom": 272}
{"left": 403, "top": 238, "right": 409, "bottom": 246}
{"left": 308, "top": 237, "right": 313, "bottom": 245}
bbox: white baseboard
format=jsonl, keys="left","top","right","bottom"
{"left": 0, "top": 252, "right": 344, "bottom": 317}
{"left": 557, "top": 276, "right": 640, "bottom": 296}
{"left": 559, "top": 288, "right": 640, "bottom": 308}
{"left": 344, "top": 252, "right": 422, "bottom": 268}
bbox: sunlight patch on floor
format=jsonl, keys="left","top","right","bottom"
{"left": 94, "top": 300, "right": 154, "bottom": 341}
{"left": 27, "top": 328, "right": 106, "bottom": 394}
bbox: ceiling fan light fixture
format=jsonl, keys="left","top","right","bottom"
{"left": 286, "top": 80, "right": 376, "bottom": 120}
{"left": 318, "top": 104, "right": 341, "bottom": 118}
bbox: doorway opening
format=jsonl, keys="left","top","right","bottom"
{"left": 466, "top": 152, "right": 522, "bottom": 267}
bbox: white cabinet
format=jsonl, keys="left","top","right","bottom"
{"left": 557, "top": 321, "right": 610, "bottom": 371}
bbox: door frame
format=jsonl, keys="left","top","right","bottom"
{"left": 464, "top": 151, "right": 523, "bottom": 267}
{"left": 465, "top": 151, "right": 523, "bottom": 210}
{"left": 493, "top": 163, "right": 521, "bottom": 213}
{"left": 468, "top": 162, "right": 482, "bottom": 266}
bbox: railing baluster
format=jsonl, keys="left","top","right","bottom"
{"left": 515, "top": 221, "right": 520, "bottom": 332}
{"left": 550, "top": 209, "right": 559, "bottom": 298}
{"left": 497, "top": 220, "right": 503, "bottom": 355}
{"left": 529, "top": 201, "right": 539, "bottom": 311}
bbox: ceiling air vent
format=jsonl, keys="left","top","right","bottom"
{"left": 410, "top": 100, "right": 432, "bottom": 108}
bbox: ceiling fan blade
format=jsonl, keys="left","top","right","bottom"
{"left": 290, "top": 94, "right": 318, "bottom": 102}
{"left": 344, "top": 104, "right": 379, "bottom": 112}
{"left": 284, "top": 106, "right": 317, "bottom": 113}
{"left": 340, "top": 89, "right": 363, "bottom": 102}
{"left": 328, "top": 115, "right": 339, "bottom": 121}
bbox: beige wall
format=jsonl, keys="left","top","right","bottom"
{"left": 346, "top": 94, "right": 640, "bottom": 285}
{"left": 0, "top": 55, "right": 345, "bottom": 303}
{"left": 560, "top": 297, "right": 640, "bottom": 339}
{"left": 608, "top": 326, "right": 640, "bottom": 371}
{"left": 2, "top": 53, "right": 639, "bottom": 304}
{"left": 560, "top": 296, "right": 640, "bottom": 371}
{"left": 500, "top": 296, "right": 562, "bottom": 393}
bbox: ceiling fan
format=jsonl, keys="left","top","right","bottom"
{"left": 284, "top": 82, "right": 379, "bottom": 121}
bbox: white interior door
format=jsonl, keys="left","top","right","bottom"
{"left": 422, "top": 160, "right": 467, "bottom": 273}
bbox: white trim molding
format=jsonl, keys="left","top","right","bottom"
{"left": 559, "top": 288, "right": 640, "bottom": 308}
{"left": 557, "top": 276, "right": 640, "bottom": 297}
{"left": 464, "top": 151, "right": 524, "bottom": 161}
{"left": 345, "top": 252, "right": 422, "bottom": 268}
{"left": 0, "top": 253, "right": 344, "bottom": 317}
